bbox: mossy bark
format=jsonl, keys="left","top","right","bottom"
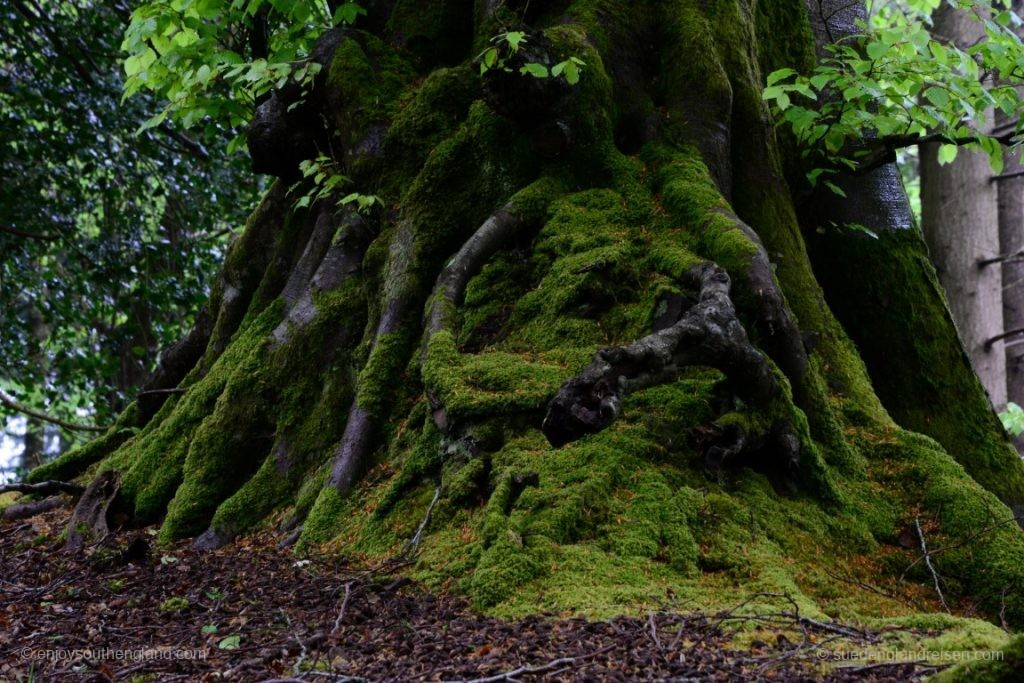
{"left": 33, "top": 0, "right": 1024, "bottom": 630}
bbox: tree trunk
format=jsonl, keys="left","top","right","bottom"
{"left": 998, "top": 1, "right": 1024, "bottom": 454}
{"left": 30, "top": 0, "right": 1024, "bottom": 624}
{"left": 919, "top": 5, "right": 1005, "bottom": 408}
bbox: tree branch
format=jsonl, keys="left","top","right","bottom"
{"left": 854, "top": 129, "right": 1019, "bottom": 175}
{"left": 0, "top": 480, "right": 85, "bottom": 496}
{"left": 0, "top": 388, "right": 107, "bottom": 433}
{"left": 0, "top": 225, "right": 59, "bottom": 242}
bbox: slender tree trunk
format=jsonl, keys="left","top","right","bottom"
{"left": 919, "top": 6, "right": 1005, "bottom": 408}
{"left": 29, "top": 0, "right": 1024, "bottom": 625}
{"left": 997, "top": 109, "right": 1024, "bottom": 450}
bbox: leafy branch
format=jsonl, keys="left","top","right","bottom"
{"left": 477, "top": 31, "right": 586, "bottom": 84}
{"left": 289, "top": 154, "right": 380, "bottom": 213}
{"left": 121, "top": 0, "right": 365, "bottom": 151}
{"left": 763, "top": 0, "right": 1024, "bottom": 192}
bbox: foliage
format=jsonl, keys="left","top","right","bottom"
{"left": 477, "top": 31, "right": 586, "bottom": 84}
{"left": 120, "top": 0, "right": 364, "bottom": 144}
{"left": 290, "top": 155, "right": 380, "bottom": 213}
{"left": 763, "top": 0, "right": 1024, "bottom": 190}
{"left": 1000, "top": 401, "right": 1024, "bottom": 435}
{"left": 0, "top": 0, "right": 260, "bottom": 430}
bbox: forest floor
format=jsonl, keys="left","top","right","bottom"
{"left": 1, "top": 506, "right": 949, "bottom": 682}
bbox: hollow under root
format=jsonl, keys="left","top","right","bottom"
{"left": 542, "top": 263, "right": 799, "bottom": 472}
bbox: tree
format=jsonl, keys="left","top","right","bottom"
{"left": 920, "top": 4, "right": 1006, "bottom": 406}
{"left": 27, "top": 0, "right": 1024, "bottom": 624}
{"left": 0, "top": 0, "right": 261, "bottom": 431}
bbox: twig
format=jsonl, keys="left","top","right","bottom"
{"left": 796, "top": 615, "right": 870, "bottom": 640}
{"left": 647, "top": 613, "right": 663, "bottom": 653}
{"left": 282, "top": 611, "right": 309, "bottom": 676}
{"left": 332, "top": 581, "right": 353, "bottom": 634}
{"left": 135, "top": 387, "right": 187, "bottom": 397}
{"left": 0, "top": 480, "right": 85, "bottom": 496}
{"left": 901, "top": 514, "right": 1020, "bottom": 579}
{"left": 446, "top": 645, "right": 615, "bottom": 683}
{"left": 406, "top": 486, "right": 441, "bottom": 552}
{"left": 823, "top": 568, "right": 897, "bottom": 599}
{"left": 915, "top": 515, "right": 950, "bottom": 613}
{"left": 0, "top": 388, "right": 107, "bottom": 432}
{"left": 1000, "top": 585, "right": 1011, "bottom": 632}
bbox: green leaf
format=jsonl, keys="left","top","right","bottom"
{"left": 502, "top": 31, "right": 526, "bottom": 51}
{"left": 333, "top": 2, "right": 366, "bottom": 26}
{"left": 865, "top": 41, "right": 888, "bottom": 60}
{"left": 766, "top": 68, "right": 796, "bottom": 86}
{"left": 824, "top": 180, "right": 847, "bottom": 197}
{"left": 937, "top": 144, "right": 958, "bottom": 165}
{"left": 924, "top": 86, "right": 950, "bottom": 108}
{"left": 218, "top": 635, "right": 241, "bottom": 650}
{"left": 201, "top": 624, "right": 218, "bottom": 634}
{"left": 520, "top": 63, "right": 549, "bottom": 79}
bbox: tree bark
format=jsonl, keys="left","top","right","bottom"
{"left": 919, "top": 6, "right": 1005, "bottom": 408}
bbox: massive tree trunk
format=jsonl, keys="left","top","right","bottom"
{"left": 29, "top": 0, "right": 1024, "bottom": 624}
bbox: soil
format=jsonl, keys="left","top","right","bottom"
{"left": 1, "top": 505, "right": 938, "bottom": 682}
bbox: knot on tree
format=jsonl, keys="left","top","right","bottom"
{"left": 542, "top": 263, "right": 801, "bottom": 472}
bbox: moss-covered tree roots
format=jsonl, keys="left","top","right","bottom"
{"left": 31, "top": 0, "right": 1024, "bottom": 630}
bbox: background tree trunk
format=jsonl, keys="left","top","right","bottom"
{"left": 997, "top": 107, "right": 1024, "bottom": 451}
{"left": 28, "top": 0, "right": 1024, "bottom": 625}
{"left": 921, "top": 139, "right": 1005, "bottom": 404}
{"left": 920, "top": 5, "right": 1005, "bottom": 408}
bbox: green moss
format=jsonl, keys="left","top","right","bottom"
{"left": 159, "top": 597, "right": 190, "bottom": 614}
{"left": 810, "top": 228, "right": 1024, "bottom": 509}
{"left": 467, "top": 536, "right": 549, "bottom": 608}
{"left": 382, "top": 65, "right": 480, "bottom": 195}
{"left": 386, "top": 0, "right": 473, "bottom": 68}
{"left": 934, "top": 633, "right": 1024, "bottom": 682}
{"left": 423, "top": 331, "right": 572, "bottom": 421}
{"left": 356, "top": 330, "right": 415, "bottom": 417}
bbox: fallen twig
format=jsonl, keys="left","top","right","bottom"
{"left": 915, "top": 515, "right": 950, "bottom": 613}
{"left": 447, "top": 645, "right": 615, "bottom": 683}
{"left": 332, "top": 581, "right": 353, "bottom": 634}
{"left": 406, "top": 486, "right": 441, "bottom": 552}
{"left": 1, "top": 495, "right": 64, "bottom": 520}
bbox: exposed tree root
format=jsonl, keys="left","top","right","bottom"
{"left": 714, "top": 208, "right": 808, "bottom": 397}
{"left": 327, "top": 236, "right": 414, "bottom": 495}
{"left": 423, "top": 203, "right": 531, "bottom": 431}
{"left": 270, "top": 206, "right": 375, "bottom": 348}
{"left": 542, "top": 263, "right": 799, "bottom": 471}
{"left": 1, "top": 496, "right": 64, "bottom": 520}
{"left": 65, "top": 470, "right": 120, "bottom": 552}
{"left": 0, "top": 480, "right": 85, "bottom": 496}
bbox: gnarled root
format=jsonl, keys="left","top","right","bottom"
{"left": 65, "top": 470, "right": 120, "bottom": 552}
{"left": 422, "top": 204, "right": 531, "bottom": 431}
{"left": 542, "top": 263, "right": 799, "bottom": 471}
